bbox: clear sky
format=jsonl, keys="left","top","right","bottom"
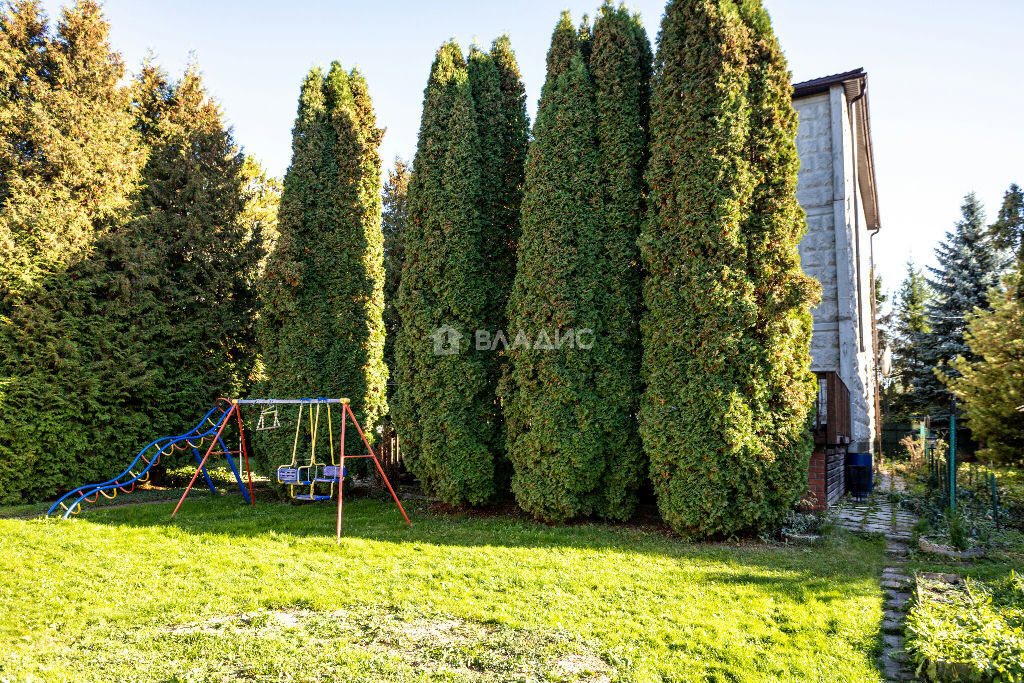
{"left": 40, "top": 0, "right": 1024, "bottom": 295}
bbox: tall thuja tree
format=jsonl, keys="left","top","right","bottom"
{"left": 640, "top": 0, "right": 815, "bottom": 536}
{"left": 489, "top": 34, "right": 530, "bottom": 326}
{"left": 918, "top": 193, "right": 1005, "bottom": 411}
{"left": 466, "top": 44, "right": 507, "bottom": 465}
{"left": 396, "top": 41, "right": 497, "bottom": 505}
{"left": 259, "top": 63, "right": 387, "bottom": 466}
{"left": 382, "top": 157, "right": 410, "bottom": 400}
{"left": 0, "top": 0, "right": 143, "bottom": 503}
{"left": 503, "top": 14, "right": 611, "bottom": 521}
{"left": 111, "top": 62, "right": 262, "bottom": 445}
{"left": 587, "top": 2, "right": 651, "bottom": 518}
{"left": 731, "top": 0, "right": 819, "bottom": 529}
{"left": 341, "top": 66, "right": 388, "bottom": 451}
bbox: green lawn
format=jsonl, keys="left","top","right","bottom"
{"left": 0, "top": 495, "right": 888, "bottom": 682}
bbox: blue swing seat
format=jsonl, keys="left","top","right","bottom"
{"left": 293, "top": 493, "right": 332, "bottom": 502}
{"left": 277, "top": 466, "right": 312, "bottom": 486}
{"left": 314, "top": 464, "right": 346, "bottom": 483}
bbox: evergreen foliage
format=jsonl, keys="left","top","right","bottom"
{"left": 114, "top": 61, "right": 263, "bottom": 444}
{"left": 639, "top": 0, "right": 818, "bottom": 537}
{"left": 949, "top": 273, "right": 1024, "bottom": 465}
{"left": 887, "top": 261, "right": 933, "bottom": 418}
{"left": 989, "top": 183, "right": 1024, "bottom": 295}
{"left": 0, "top": 0, "right": 142, "bottom": 304}
{"left": 0, "top": 0, "right": 144, "bottom": 503}
{"left": 503, "top": 7, "right": 650, "bottom": 522}
{"left": 382, "top": 157, "right": 410, "bottom": 401}
{"left": 918, "top": 194, "right": 1005, "bottom": 411}
{"left": 590, "top": 2, "right": 650, "bottom": 517}
{"left": 489, "top": 35, "right": 530, "bottom": 330}
{"left": 396, "top": 41, "right": 498, "bottom": 505}
{"left": 735, "top": 0, "right": 819, "bottom": 529}
{"left": 257, "top": 63, "right": 387, "bottom": 471}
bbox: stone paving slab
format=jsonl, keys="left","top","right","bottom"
{"left": 833, "top": 470, "right": 919, "bottom": 680}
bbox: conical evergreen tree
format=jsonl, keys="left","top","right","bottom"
{"left": 0, "top": 0, "right": 144, "bottom": 502}
{"left": 396, "top": 41, "right": 497, "bottom": 505}
{"left": 732, "top": 1, "right": 819, "bottom": 529}
{"left": 919, "top": 193, "right": 1006, "bottom": 411}
{"left": 641, "top": 0, "right": 815, "bottom": 536}
{"left": 989, "top": 183, "right": 1024, "bottom": 265}
{"left": 489, "top": 35, "right": 530, "bottom": 327}
{"left": 108, "top": 61, "right": 262, "bottom": 446}
{"left": 989, "top": 183, "right": 1024, "bottom": 297}
{"left": 0, "top": 0, "right": 142, "bottom": 304}
{"left": 504, "top": 14, "right": 608, "bottom": 521}
{"left": 467, "top": 44, "right": 507, "bottom": 466}
{"left": 258, "top": 63, "right": 387, "bottom": 470}
{"left": 382, "top": 157, "right": 410, "bottom": 400}
{"left": 888, "top": 260, "right": 932, "bottom": 418}
{"left": 588, "top": 1, "right": 651, "bottom": 518}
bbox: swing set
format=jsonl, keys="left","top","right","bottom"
{"left": 50, "top": 397, "right": 409, "bottom": 542}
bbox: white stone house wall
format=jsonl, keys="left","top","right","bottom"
{"left": 794, "top": 86, "right": 877, "bottom": 450}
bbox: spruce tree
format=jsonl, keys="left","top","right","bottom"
{"left": 918, "top": 193, "right": 1006, "bottom": 411}
{"left": 382, "top": 157, "right": 410, "bottom": 400}
{"left": 258, "top": 63, "right": 387, "bottom": 468}
{"left": 640, "top": 0, "right": 816, "bottom": 536}
{"left": 0, "top": 1, "right": 144, "bottom": 502}
{"left": 396, "top": 41, "right": 498, "bottom": 505}
{"left": 989, "top": 183, "right": 1024, "bottom": 295}
{"left": 888, "top": 261, "right": 932, "bottom": 418}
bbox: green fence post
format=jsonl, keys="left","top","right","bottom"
{"left": 949, "top": 402, "right": 956, "bottom": 512}
{"left": 990, "top": 472, "right": 999, "bottom": 530}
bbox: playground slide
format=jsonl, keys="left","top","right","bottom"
{"left": 46, "top": 401, "right": 249, "bottom": 519}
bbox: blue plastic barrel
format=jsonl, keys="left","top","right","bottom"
{"left": 846, "top": 452, "right": 873, "bottom": 500}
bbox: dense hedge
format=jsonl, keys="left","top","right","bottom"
{"left": 0, "top": 2, "right": 263, "bottom": 503}
{"left": 639, "top": 0, "right": 818, "bottom": 537}
{"left": 256, "top": 64, "right": 387, "bottom": 474}
{"left": 502, "top": 9, "right": 649, "bottom": 522}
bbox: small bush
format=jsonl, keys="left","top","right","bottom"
{"left": 945, "top": 510, "right": 970, "bottom": 551}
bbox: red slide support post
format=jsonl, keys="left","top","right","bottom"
{"left": 172, "top": 403, "right": 236, "bottom": 517}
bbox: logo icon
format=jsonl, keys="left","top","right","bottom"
{"left": 431, "top": 325, "right": 462, "bottom": 355}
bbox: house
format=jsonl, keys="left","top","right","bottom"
{"left": 792, "top": 68, "right": 881, "bottom": 507}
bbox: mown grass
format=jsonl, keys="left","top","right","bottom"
{"left": 0, "top": 496, "right": 887, "bottom": 682}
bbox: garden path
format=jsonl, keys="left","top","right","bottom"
{"left": 835, "top": 469, "right": 917, "bottom": 681}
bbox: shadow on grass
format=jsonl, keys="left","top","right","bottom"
{"left": 55, "top": 493, "right": 887, "bottom": 589}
